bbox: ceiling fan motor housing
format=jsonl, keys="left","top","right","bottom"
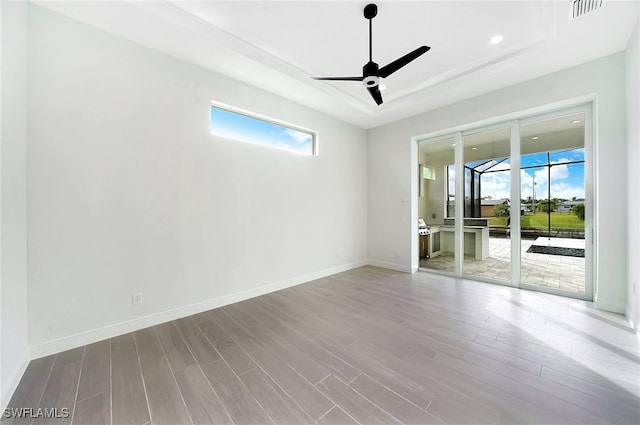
{"left": 362, "top": 61, "right": 380, "bottom": 87}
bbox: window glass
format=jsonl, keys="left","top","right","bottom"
{"left": 549, "top": 147, "right": 584, "bottom": 163}
{"left": 210, "top": 104, "right": 316, "bottom": 155}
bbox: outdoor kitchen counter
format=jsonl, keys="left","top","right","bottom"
{"left": 438, "top": 225, "right": 490, "bottom": 260}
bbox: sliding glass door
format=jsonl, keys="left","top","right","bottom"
{"left": 417, "top": 105, "right": 593, "bottom": 301}
{"left": 418, "top": 137, "right": 459, "bottom": 275}
{"left": 461, "top": 126, "right": 512, "bottom": 283}
{"left": 519, "top": 112, "right": 588, "bottom": 296}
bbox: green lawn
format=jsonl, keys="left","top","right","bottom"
{"left": 489, "top": 213, "right": 584, "bottom": 229}
{"left": 489, "top": 217, "right": 508, "bottom": 226}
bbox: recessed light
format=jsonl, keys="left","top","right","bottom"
{"left": 452, "top": 143, "right": 456, "bottom": 147}
{"left": 490, "top": 35, "right": 503, "bottom": 45}
{"left": 532, "top": 136, "right": 539, "bottom": 140}
{"left": 472, "top": 147, "right": 478, "bottom": 150}
{"left": 571, "top": 119, "right": 581, "bottom": 124}
{"left": 379, "top": 84, "right": 387, "bottom": 91}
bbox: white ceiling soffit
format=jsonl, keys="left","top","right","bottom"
{"left": 33, "top": 1, "right": 639, "bottom": 130}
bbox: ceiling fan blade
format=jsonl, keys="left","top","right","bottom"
{"left": 367, "top": 85, "right": 383, "bottom": 105}
{"left": 379, "top": 45, "right": 430, "bottom": 78}
{"left": 312, "top": 76, "right": 363, "bottom": 81}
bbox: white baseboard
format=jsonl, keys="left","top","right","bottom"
{"left": 367, "top": 259, "right": 413, "bottom": 273}
{"left": 1, "top": 349, "right": 30, "bottom": 411}
{"left": 30, "top": 259, "right": 368, "bottom": 359}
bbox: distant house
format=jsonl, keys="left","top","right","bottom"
{"left": 556, "top": 200, "right": 585, "bottom": 213}
{"left": 481, "top": 198, "right": 509, "bottom": 217}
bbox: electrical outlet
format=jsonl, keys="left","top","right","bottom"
{"left": 132, "top": 292, "right": 142, "bottom": 305}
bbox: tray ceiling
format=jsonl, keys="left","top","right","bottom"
{"left": 34, "top": 1, "right": 639, "bottom": 129}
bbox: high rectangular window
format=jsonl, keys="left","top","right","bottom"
{"left": 210, "top": 102, "right": 317, "bottom": 155}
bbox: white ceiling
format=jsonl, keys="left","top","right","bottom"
{"left": 34, "top": 0, "right": 639, "bottom": 129}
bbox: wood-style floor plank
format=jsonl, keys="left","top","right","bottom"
{"left": 240, "top": 367, "right": 315, "bottom": 425}
{"left": 134, "top": 328, "right": 191, "bottom": 425}
{"left": 76, "top": 340, "right": 110, "bottom": 401}
{"left": 8, "top": 266, "right": 640, "bottom": 425}
{"left": 4, "top": 355, "right": 56, "bottom": 425}
{"left": 208, "top": 308, "right": 334, "bottom": 421}
{"left": 473, "top": 333, "right": 640, "bottom": 395}
{"left": 257, "top": 293, "right": 358, "bottom": 347}
{"left": 245, "top": 298, "right": 360, "bottom": 383}
{"left": 224, "top": 303, "right": 331, "bottom": 385}
{"left": 197, "top": 319, "right": 256, "bottom": 376}
{"left": 313, "top": 332, "right": 435, "bottom": 409}
{"left": 156, "top": 318, "right": 233, "bottom": 424}
{"left": 173, "top": 363, "right": 232, "bottom": 425}
{"left": 316, "top": 375, "right": 401, "bottom": 425}
{"left": 417, "top": 349, "right": 605, "bottom": 424}
{"left": 110, "top": 334, "right": 150, "bottom": 425}
{"left": 32, "top": 348, "right": 84, "bottom": 425}
{"left": 540, "top": 366, "right": 640, "bottom": 418}
{"left": 317, "top": 406, "right": 358, "bottom": 425}
{"left": 200, "top": 359, "right": 273, "bottom": 425}
{"left": 349, "top": 374, "right": 444, "bottom": 425}
{"left": 72, "top": 392, "right": 108, "bottom": 425}
{"left": 173, "top": 317, "right": 221, "bottom": 365}
{"left": 154, "top": 321, "right": 196, "bottom": 373}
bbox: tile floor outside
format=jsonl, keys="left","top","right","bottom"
{"left": 419, "top": 237, "right": 586, "bottom": 294}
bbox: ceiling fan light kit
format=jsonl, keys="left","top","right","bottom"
{"left": 363, "top": 75, "right": 379, "bottom": 87}
{"left": 312, "top": 3, "right": 431, "bottom": 106}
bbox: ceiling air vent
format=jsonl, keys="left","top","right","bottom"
{"left": 569, "top": 0, "right": 603, "bottom": 21}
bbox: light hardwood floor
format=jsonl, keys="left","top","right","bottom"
{"left": 4, "top": 266, "right": 640, "bottom": 424}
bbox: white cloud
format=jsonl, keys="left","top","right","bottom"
{"left": 520, "top": 164, "right": 583, "bottom": 200}
{"left": 532, "top": 163, "right": 570, "bottom": 186}
{"left": 550, "top": 182, "right": 585, "bottom": 200}
{"left": 283, "top": 128, "right": 312, "bottom": 145}
{"left": 452, "top": 158, "right": 584, "bottom": 201}
{"left": 481, "top": 171, "right": 510, "bottom": 199}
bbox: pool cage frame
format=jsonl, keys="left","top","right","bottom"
{"left": 446, "top": 150, "right": 585, "bottom": 237}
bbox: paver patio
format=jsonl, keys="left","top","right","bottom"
{"left": 419, "top": 237, "right": 586, "bottom": 294}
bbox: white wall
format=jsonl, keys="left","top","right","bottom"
{"left": 626, "top": 18, "right": 640, "bottom": 331}
{"left": 368, "top": 53, "right": 628, "bottom": 313}
{"left": 27, "top": 6, "right": 367, "bottom": 356}
{"left": 420, "top": 157, "right": 447, "bottom": 226}
{"left": 1, "top": 0, "right": 30, "bottom": 409}
{"left": 418, "top": 151, "right": 442, "bottom": 226}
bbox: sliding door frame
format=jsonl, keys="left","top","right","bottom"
{"left": 517, "top": 104, "right": 594, "bottom": 301}
{"left": 460, "top": 122, "right": 517, "bottom": 287}
{"left": 414, "top": 102, "right": 594, "bottom": 302}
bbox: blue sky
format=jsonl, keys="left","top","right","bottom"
{"left": 450, "top": 148, "right": 585, "bottom": 201}
{"left": 210, "top": 107, "right": 314, "bottom": 155}
{"left": 519, "top": 148, "right": 585, "bottom": 201}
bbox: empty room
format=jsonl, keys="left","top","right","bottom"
{"left": 2, "top": 1, "right": 639, "bottom": 424}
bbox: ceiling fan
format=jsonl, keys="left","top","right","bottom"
{"left": 312, "top": 3, "right": 430, "bottom": 106}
